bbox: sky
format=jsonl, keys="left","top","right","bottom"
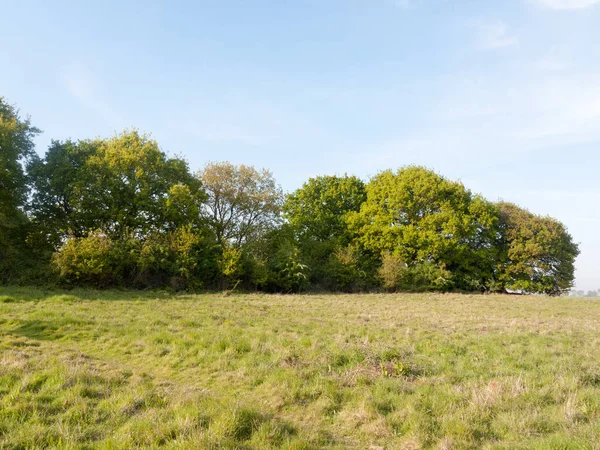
{"left": 1, "top": 0, "right": 599, "bottom": 290}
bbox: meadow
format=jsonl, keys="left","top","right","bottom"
{"left": 1, "top": 289, "right": 600, "bottom": 449}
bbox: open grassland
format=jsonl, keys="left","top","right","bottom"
{"left": 1, "top": 289, "right": 600, "bottom": 449}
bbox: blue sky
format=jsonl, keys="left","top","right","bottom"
{"left": 2, "top": 0, "right": 599, "bottom": 290}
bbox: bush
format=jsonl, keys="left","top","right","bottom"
{"left": 378, "top": 251, "right": 453, "bottom": 292}
{"left": 52, "top": 228, "right": 218, "bottom": 290}
{"left": 138, "top": 226, "right": 215, "bottom": 290}
{"left": 324, "top": 245, "right": 373, "bottom": 292}
{"left": 52, "top": 231, "right": 134, "bottom": 286}
{"left": 264, "top": 241, "right": 309, "bottom": 293}
{"left": 217, "top": 244, "right": 246, "bottom": 290}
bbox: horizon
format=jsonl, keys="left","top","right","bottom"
{"left": 2, "top": 0, "right": 599, "bottom": 290}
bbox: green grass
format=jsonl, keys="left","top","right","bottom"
{"left": 1, "top": 288, "right": 600, "bottom": 449}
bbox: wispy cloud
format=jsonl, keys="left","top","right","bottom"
{"left": 533, "top": 0, "right": 600, "bottom": 9}
{"left": 474, "top": 21, "right": 518, "bottom": 49}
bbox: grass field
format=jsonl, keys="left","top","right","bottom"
{"left": 1, "top": 289, "right": 600, "bottom": 449}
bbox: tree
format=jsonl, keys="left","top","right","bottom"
{"left": 284, "top": 174, "right": 366, "bottom": 243}
{"left": 496, "top": 202, "right": 579, "bottom": 296}
{"left": 0, "top": 97, "right": 41, "bottom": 281}
{"left": 349, "top": 166, "right": 499, "bottom": 291}
{"left": 28, "top": 139, "right": 99, "bottom": 247}
{"left": 30, "top": 131, "right": 204, "bottom": 244}
{"left": 283, "top": 175, "right": 369, "bottom": 290}
{"left": 197, "top": 161, "right": 283, "bottom": 247}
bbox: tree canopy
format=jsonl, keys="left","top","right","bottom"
{"left": 496, "top": 202, "right": 579, "bottom": 296}
{"left": 197, "top": 161, "right": 283, "bottom": 247}
{"left": 0, "top": 98, "right": 39, "bottom": 233}
{"left": 29, "top": 131, "right": 204, "bottom": 245}
{"left": 348, "top": 167, "right": 502, "bottom": 291}
{"left": 284, "top": 174, "right": 366, "bottom": 243}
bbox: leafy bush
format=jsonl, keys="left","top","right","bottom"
{"left": 264, "top": 241, "right": 309, "bottom": 293}
{"left": 52, "top": 231, "right": 132, "bottom": 286}
{"left": 378, "top": 251, "right": 452, "bottom": 292}
{"left": 324, "top": 245, "right": 373, "bottom": 292}
{"left": 138, "top": 226, "right": 214, "bottom": 290}
{"left": 53, "top": 227, "right": 219, "bottom": 290}
{"left": 217, "top": 244, "right": 246, "bottom": 290}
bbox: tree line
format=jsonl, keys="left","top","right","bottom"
{"left": 0, "top": 97, "right": 580, "bottom": 295}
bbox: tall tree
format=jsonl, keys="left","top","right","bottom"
{"left": 197, "top": 161, "right": 283, "bottom": 247}
{"left": 0, "top": 98, "right": 39, "bottom": 229}
{"left": 496, "top": 202, "right": 579, "bottom": 296}
{"left": 0, "top": 97, "right": 40, "bottom": 278}
{"left": 80, "top": 130, "right": 204, "bottom": 236}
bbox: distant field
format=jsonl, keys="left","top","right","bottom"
{"left": 1, "top": 289, "right": 600, "bottom": 449}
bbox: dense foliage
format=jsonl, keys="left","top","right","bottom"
{"left": 0, "top": 97, "right": 580, "bottom": 294}
{"left": 0, "top": 98, "right": 43, "bottom": 283}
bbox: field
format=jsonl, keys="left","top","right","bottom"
{"left": 1, "top": 289, "right": 600, "bottom": 449}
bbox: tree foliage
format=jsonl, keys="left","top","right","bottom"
{"left": 198, "top": 162, "right": 283, "bottom": 247}
{"left": 284, "top": 175, "right": 368, "bottom": 290}
{"left": 28, "top": 139, "right": 99, "bottom": 246}
{"left": 29, "top": 131, "right": 203, "bottom": 245}
{"left": 0, "top": 98, "right": 39, "bottom": 226}
{"left": 284, "top": 174, "right": 366, "bottom": 243}
{"left": 496, "top": 202, "right": 579, "bottom": 296}
{"left": 349, "top": 167, "right": 500, "bottom": 291}
{"left": 0, "top": 97, "right": 41, "bottom": 281}
{"left": 77, "top": 131, "right": 203, "bottom": 237}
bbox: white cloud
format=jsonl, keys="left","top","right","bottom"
{"left": 533, "top": 0, "right": 600, "bottom": 9}
{"left": 474, "top": 21, "right": 518, "bottom": 49}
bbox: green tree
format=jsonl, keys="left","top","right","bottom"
{"left": 79, "top": 130, "right": 204, "bottom": 237}
{"left": 30, "top": 131, "right": 204, "bottom": 245}
{"left": 283, "top": 175, "right": 369, "bottom": 290}
{"left": 496, "top": 202, "right": 579, "bottom": 296}
{"left": 0, "top": 97, "right": 41, "bottom": 281}
{"left": 28, "top": 139, "right": 99, "bottom": 246}
{"left": 284, "top": 174, "right": 366, "bottom": 243}
{"left": 40, "top": 131, "right": 217, "bottom": 290}
{"left": 349, "top": 166, "right": 499, "bottom": 291}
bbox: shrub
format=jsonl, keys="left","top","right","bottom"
{"left": 217, "top": 244, "right": 246, "bottom": 290}
{"left": 52, "top": 230, "right": 136, "bottom": 286}
{"left": 138, "top": 226, "right": 211, "bottom": 289}
{"left": 378, "top": 251, "right": 453, "bottom": 292}
{"left": 265, "top": 241, "right": 309, "bottom": 293}
{"left": 324, "top": 245, "right": 370, "bottom": 292}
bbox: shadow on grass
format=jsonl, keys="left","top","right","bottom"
{"left": 0, "top": 286, "right": 204, "bottom": 303}
{"left": 9, "top": 317, "right": 94, "bottom": 341}
{"left": 9, "top": 320, "right": 65, "bottom": 341}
